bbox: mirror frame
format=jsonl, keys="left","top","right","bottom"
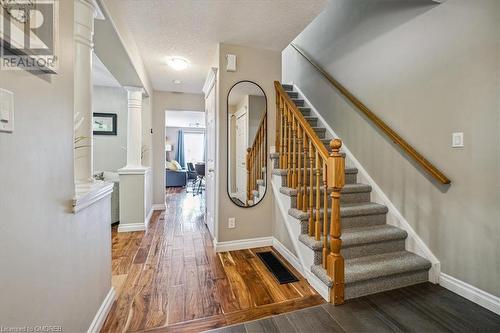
{"left": 226, "top": 80, "right": 268, "bottom": 208}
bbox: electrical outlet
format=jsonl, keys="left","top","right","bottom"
{"left": 228, "top": 218, "right": 236, "bottom": 229}
{"left": 452, "top": 132, "right": 464, "bottom": 148}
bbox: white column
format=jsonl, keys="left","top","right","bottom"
{"left": 124, "top": 87, "right": 144, "bottom": 169}
{"left": 118, "top": 87, "right": 149, "bottom": 232}
{"left": 74, "top": 0, "right": 96, "bottom": 184}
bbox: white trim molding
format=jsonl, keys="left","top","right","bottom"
{"left": 118, "top": 167, "right": 151, "bottom": 175}
{"left": 440, "top": 273, "right": 500, "bottom": 315}
{"left": 214, "top": 237, "right": 273, "bottom": 252}
{"left": 118, "top": 222, "right": 146, "bottom": 233}
{"left": 272, "top": 238, "right": 329, "bottom": 301}
{"left": 87, "top": 287, "right": 116, "bottom": 333}
{"left": 152, "top": 203, "right": 166, "bottom": 211}
{"left": 272, "top": 238, "right": 303, "bottom": 275}
{"left": 293, "top": 84, "right": 441, "bottom": 282}
{"left": 203, "top": 67, "right": 218, "bottom": 96}
{"left": 73, "top": 182, "right": 114, "bottom": 213}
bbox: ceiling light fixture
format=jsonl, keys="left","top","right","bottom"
{"left": 173, "top": 79, "right": 182, "bottom": 84}
{"left": 167, "top": 57, "right": 189, "bottom": 71}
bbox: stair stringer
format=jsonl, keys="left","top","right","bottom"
{"left": 292, "top": 83, "right": 441, "bottom": 283}
{"left": 271, "top": 174, "right": 330, "bottom": 301}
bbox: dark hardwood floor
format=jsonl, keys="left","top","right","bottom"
{"left": 101, "top": 188, "right": 323, "bottom": 333}
{"left": 208, "top": 282, "right": 500, "bottom": 333}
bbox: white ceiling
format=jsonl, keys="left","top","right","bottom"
{"left": 119, "top": 0, "right": 327, "bottom": 93}
{"left": 92, "top": 53, "right": 121, "bottom": 87}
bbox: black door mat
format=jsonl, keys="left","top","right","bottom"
{"left": 256, "top": 251, "right": 299, "bottom": 284}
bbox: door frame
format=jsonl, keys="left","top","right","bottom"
{"left": 202, "top": 67, "right": 218, "bottom": 241}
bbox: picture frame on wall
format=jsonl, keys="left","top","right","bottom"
{"left": 93, "top": 113, "right": 117, "bottom": 135}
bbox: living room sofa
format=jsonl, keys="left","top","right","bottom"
{"left": 166, "top": 169, "right": 187, "bottom": 187}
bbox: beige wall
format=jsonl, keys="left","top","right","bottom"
{"left": 216, "top": 43, "right": 281, "bottom": 242}
{"left": 273, "top": 200, "right": 297, "bottom": 256}
{"left": 0, "top": 1, "right": 112, "bottom": 330}
{"left": 93, "top": 85, "right": 128, "bottom": 172}
{"left": 283, "top": 0, "right": 500, "bottom": 296}
{"left": 152, "top": 91, "right": 205, "bottom": 204}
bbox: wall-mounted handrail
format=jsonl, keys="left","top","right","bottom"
{"left": 290, "top": 43, "right": 451, "bottom": 185}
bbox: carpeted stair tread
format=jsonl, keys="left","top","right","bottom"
{"left": 282, "top": 84, "right": 293, "bottom": 91}
{"left": 345, "top": 251, "right": 431, "bottom": 284}
{"left": 298, "top": 225, "right": 406, "bottom": 250}
{"left": 299, "top": 107, "right": 311, "bottom": 116}
{"left": 299, "top": 234, "right": 323, "bottom": 250}
{"left": 311, "top": 251, "right": 431, "bottom": 287}
{"left": 288, "top": 202, "right": 388, "bottom": 221}
{"left": 303, "top": 116, "right": 318, "bottom": 125}
{"left": 342, "top": 225, "right": 407, "bottom": 247}
{"left": 279, "top": 183, "right": 371, "bottom": 197}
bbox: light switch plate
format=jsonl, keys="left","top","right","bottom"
{"left": 0, "top": 88, "right": 14, "bottom": 133}
{"left": 452, "top": 132, "right": 464, "bottom": 148}
{"left": 228, "top": 217, "right": 236, "bottom": 229}
{"left": 226, "top": 54, "right": 236, "bottom": 72}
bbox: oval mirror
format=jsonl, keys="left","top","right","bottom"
{"left": 227, "top": 81, "right": 267, "bottom": 207}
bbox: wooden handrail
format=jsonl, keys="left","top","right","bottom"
{"left": 290, "top": 43, "right": 451, "bottom": 185}
{"left": 274, "top": 82, "right": 329, "bottom": 161}
{"left": 275, "top": 82, "right": 346, "bottom": 304}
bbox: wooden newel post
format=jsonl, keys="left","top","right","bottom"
{"left": 246, "top": 148, "right": 252, "bottom": 204}
{"left": 327, "top": 138, "right": 345, "bottom": 305}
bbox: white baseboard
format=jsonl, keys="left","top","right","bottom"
{"left": 272, "top": 238, "right": 329, "bottom": 301}
{"left": 87, "top": 287, "right": 116, "bottom": 333}
{"left": 440, "top": 273, "right": 500, "bottom": 315}
{"left": 118, "top": 207, "right": 153, "bottom": 233}
{"left": 293, "top": 84, "right": 441, "bottom": 283}
{"left": 214, "top": 236, "right": 274, "bottom": 252}
{"left": 152, "top": 203, "right": 166, "bottom": 211}
{"left": 118, "top": 222, "right": 146, "bottom": 233}
{"left": 272, "top": 238, "right": 304, "bottom": 275}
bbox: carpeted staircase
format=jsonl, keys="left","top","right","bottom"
{"left": 271, "top": 84, "right": 431, "bottom": 300}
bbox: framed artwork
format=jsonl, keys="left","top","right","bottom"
{"left": 93, "top": 113, "right": 117, "bottom": 135}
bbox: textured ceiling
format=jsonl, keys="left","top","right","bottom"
{"left": 118, "top": 0, "right": 327, "bottom": 93}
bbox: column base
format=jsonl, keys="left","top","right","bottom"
{"left": 117, "top": 167, "right": 151, "bottom": 233}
